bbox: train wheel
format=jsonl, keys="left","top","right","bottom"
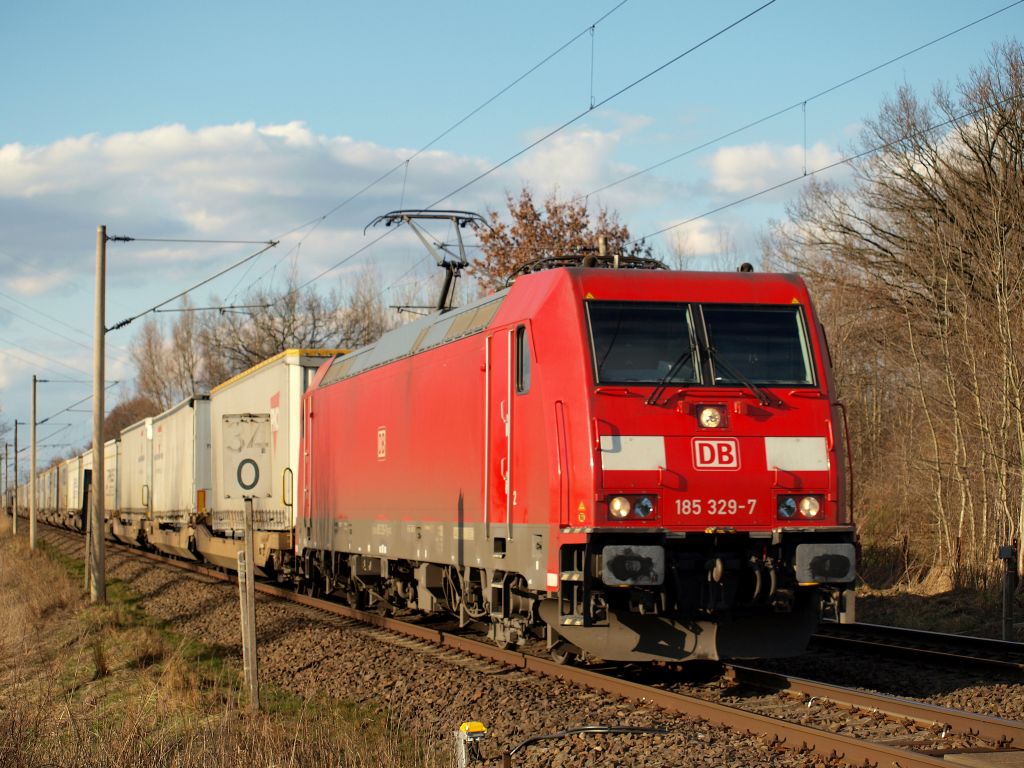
{"left": 547, "top": 628, "right": 579, "bottom": 665}
{"left": 550, "top": 645, "right": 577, "bottom": 665}
{"left": 302, "top": 576, "right": 322, "bottom": 598}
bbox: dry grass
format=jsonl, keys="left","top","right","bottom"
{"left": 857, "top": 583, "right": 1023, "bottom": 640}
{"left": 856, "top": 538, "right": 1023, "bottom": 640}
{"left": 0, "top": 517, "right": 451, "bottom": 768}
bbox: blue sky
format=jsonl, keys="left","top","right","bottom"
{"left": 1, "top": 0, "right": 1021, "bottom": 468}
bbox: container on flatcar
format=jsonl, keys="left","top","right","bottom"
{"left": 55, "top": 460, "right": 71, "bottom": 528}
{"left": 103, "top": 439, "right": 119, "bottom": 528}
{"left": 38, "top": 464, "right": 59, "bottom": 528}
{"left": 201, "top": 349, "right": 342, "bottom": 574}
{"left": 114, "top": 417, "right": 152, "bottom": 545}
{"left": 146, "top": 396, "right": 211, "bottom": 560}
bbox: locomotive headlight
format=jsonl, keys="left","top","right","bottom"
{"left": 798, "top": 496, "right": 821, "bottom": 518}
{"left": 777, "top": 495, "right": 797, "bottom": 519}
{"left": 634, "top": 497, "right": 655, "bottom": 518}
{"left": 698, "top": 406, "right": 723, "bottom": 428}
{"left": 609, "top": 496, "right": 631, "bottom": 519}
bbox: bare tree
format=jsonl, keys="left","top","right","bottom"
{"left": 339, "top": 265, "right": 397, "bottom": 348}
{"left": 131, "top": 317, "right": 178, "bottom": 410}
{"left": 764, "top": 42, "right": 1024, "bottom": 584}
{"left": 199, "top": 275, "right": 348, "bottom": 377}
{"left": 131, "top": 298, "right": 214, "bottom": 409}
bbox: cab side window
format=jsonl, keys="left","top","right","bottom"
{"left": 516, "top": 325, "right": 531, "bottom": 394}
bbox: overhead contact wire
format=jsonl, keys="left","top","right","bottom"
{"left": 110, "top": 240, "right": 279, "bottom": 331}
{"left": 630, "top": 94, "right": 1022, "bottom": 244}
{"left": 264, "top": 0, "right": 633, "bottom": 288}
{"left": 426, "top": 1, "right": 778, "bottom": 210}
{"left": 580, "top": 0, "right": 1024, "bottom": 201}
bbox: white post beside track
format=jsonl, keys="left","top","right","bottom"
{"left": 221, "top": 412, "right": 270, "bottom": 713}
{"left": 237, "top": 497, "right": 259, "bottom": 711}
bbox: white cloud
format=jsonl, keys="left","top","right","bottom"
{"left": 514, "top": 128, "right": 621, "bottom": 193}
{"left": 510, "top": 116, "right": 668, "bottom": 213}
{"left": 709, "top": 141, "right": 843, "bottom": 195}
{"left": 5, "top": 270, "right": 73, "bottom": 297}
{"left": 667, "top": 219, "right": 722, "bottom": 257}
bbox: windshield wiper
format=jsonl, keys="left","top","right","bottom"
{"left": 703, "top": 344, "right": 778, "bottom": 407}
{"left": 645, "top": 349, "right": 694, "bottom": 406}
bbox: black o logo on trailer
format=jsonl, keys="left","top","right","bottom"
{"left": 237, "top": 459, "right": 260, "bottom": 491}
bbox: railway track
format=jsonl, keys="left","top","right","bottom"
{"left": 813, "top": 621, "right": 1024, "bottom": 674}
{"left": 37, "top": 524, "right": 1024, "bottom": 768}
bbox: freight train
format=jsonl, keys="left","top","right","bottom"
{"left": 6, "top": 247, "right": 856, "bottom": 664}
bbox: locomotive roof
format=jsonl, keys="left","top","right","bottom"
{"left": 318, "top": 291, "right": 508, "bottom": 388}
{"left": 317, "top": 267, "right": 811, "bottom": 389}
{"left": 557, "top": 266, "right": 809, "bottom": 300}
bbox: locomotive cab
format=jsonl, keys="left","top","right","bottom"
{"left": 534, "top": 269, "right": 856, "bottom": 662}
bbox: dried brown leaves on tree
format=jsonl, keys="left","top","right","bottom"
{"left": 103, "top": 395, "right": 161, "bottom": 438}
{"left": 763, "top": 42, "right": 1024, "bottom": 585}
{"left": 470, "top": 189, "right": 652, "bottom": 291}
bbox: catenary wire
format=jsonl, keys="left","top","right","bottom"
{"left": 108, "top": 240, "right": 278, "bottom": 331}
{"left": 304, "top": 1, "right": 776, "bottom": 294}
{"left": 0, "top": 298, "right": 134, "bottom": 368}
{"left": 629, "top": 93, "right": 1022, "bottom": 245}
{"left": 268, "top": 0, "right": 632, "bottom": 245}
{"left": 386, "top": 1, "right": 1018, "bottom": 300}
{"left": 0, "top": 336, "right": 93, "bottom": 378}
{"left": 579, "top": 0, "right": 1024, "bottom": 202}
{"left": 425, "top": 0, "right": 778, "bottom": 210}
{"left": 37, "top": 382, "right": 121, "bottom": 427}
{"left": 0, "top": 350, "right": 84, "bottom": 380}
{"left": 239, "top": 0, "right": 634, "bottom": 301}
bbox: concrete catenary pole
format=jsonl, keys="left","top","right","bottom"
{"left": 3, "top": 442, "right": 7, "bottom": 516}
{"left": 91, "top": 225, "right": 106, "bottom": 603}
{"left": 13, "top": 420, "right": 18, "bottom": 535}
{"left": 30, "top": 374, "right": 37, "bottom": 549}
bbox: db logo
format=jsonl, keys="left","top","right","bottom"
{"left": 692, "top": 437, "right": 740, "bottom": 470}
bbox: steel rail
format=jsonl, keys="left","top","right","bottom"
{"left": 813, "top": 623, "right": 1024, "bottom": 674}
{"left": 37, "top": 526, "right": 1021, "bottom": 768}
{"left": 819, "top": 620, "right": 1024, "bottom": 656}
{"left": 725, "top": 664, "right": 1024, "bottom": 747}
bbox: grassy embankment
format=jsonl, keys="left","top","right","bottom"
{"left": 0, "top": 518, "right": 447, "bottom": 768}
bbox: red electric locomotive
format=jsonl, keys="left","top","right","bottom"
{"left": 297, "top": 222, "right": 855, "bottom": 663}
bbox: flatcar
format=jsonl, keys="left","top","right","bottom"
{"left": 297, "top": 262, "right": 856, "bottom": 662}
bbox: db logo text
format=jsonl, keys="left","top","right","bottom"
{"left": 692, "top": 438, "right": 740, "bottom": 470}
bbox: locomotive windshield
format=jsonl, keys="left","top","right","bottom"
{"left": 588, "top": 302, "right": 697, "bottom": 385}
{"left": 587, "top": 301, "right": 814, "bottom": 387}
{"left": 703, "top": 305, "right": 814, "bottom": 386}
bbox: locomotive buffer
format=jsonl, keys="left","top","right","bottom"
{"left": 222, "top": 413, "right": 273, "bottom": 711}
